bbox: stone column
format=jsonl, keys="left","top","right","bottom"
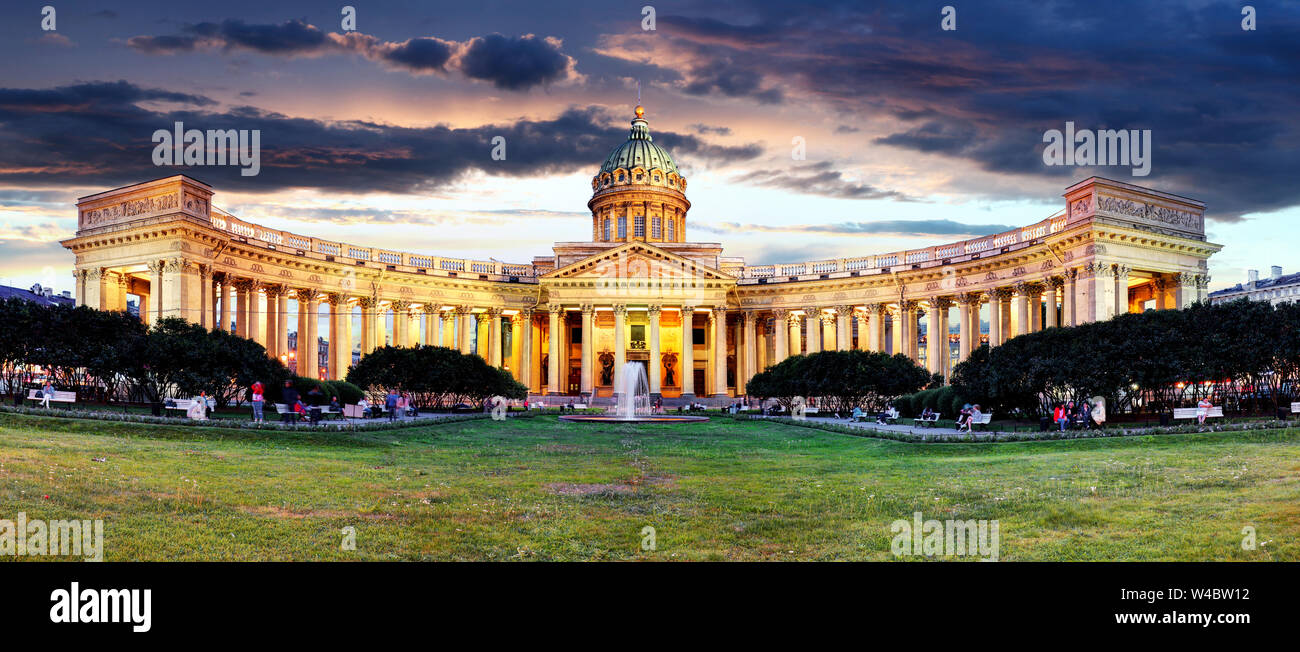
{"left": 989, "top": 289, "right": 1007, "bottom": 347}
{"left": 1062, "top": 269, "right": 1077, "bottom": 326}
{"left": 294, "top": 291, "right": 307, "bottom": 373}
{"left": 803, "top": 308, "right": 822, "bottom": 354}
{"left": 743, "top": 311, "right": 758, "bottom": 390}
{"left": 246, "top": 284, "right": 262, "bottom": 346}
{"left": 613, "top": 305, "right": 627, "bottom": 396}
{"left": 1028, "top": 285, "right": 1042, "bottom": 332}
{"left": 84, "top": 267, "right": 108, "bottom": 311}
{"left": 866, "top": 305, "right": 883, "bottom": 352}
{"left": 198, "top": 266, "right": 213, "bottom": 328}
{"left": 299, "top": 289, "right": 320, "bottom": 379}
{"left": 772, "top": 308, "right": 789, "bottom": 365}
{"left": 1175, "top": 272, "right": 1199, "bottom": 308}
{"left": 547, "top": 308, "right": 562, "bottom": 395}
{"left": 1010, "top": 284, "right": 1029, "bottom": 337}
{"left": 788, "top": 312, "right": 803, "bottom": 356}
{"left": 901, "top": 301, "right": 920, "bottom": 360}
{"left": 680, "top": 305, "right": 696, "bottom": 397}
{"left": 518, "top": 308, "right": 534, "bottom": 389}
{"left": 217, "top": 274, "right": 231, "bottom": 333}
{"left": 392, "top": 300, "right": 410, "bottom": 348}
{"left": 956, "top": 293, "right": 975, "bottom": 361}
{"left": 927, "top": 298, "right": 951, "bottom": 376}
{"left": 326, "top": 293, "right": 343, "bottom": 380}
{"left": 1045, "top": 277, "right": 1063, "bottom": 328}
{"left": 357, "top": 298, "right": 375, "bottom": 354}
{"left": 854, "top": 310, "right": 869, "bottom": 351}
{"left": 648, "top": 305, "right": 662, "bottom": 398}
{"left": 441, "top": 311, "right": 456, "bottom": 348}
{"left": 232, "top": 278, "right": 252, "bottom": 338}
{"left": 579, "top": 305, "right": 594, "bottom": 396}
{"left": 712, "top": 307, "right": 728, "bottom": 397}
{"left": 423, "top": 306, "right": 438, "bottom": 346}
{"left": 263, "top": 285, "right": 282, "bottom": 359}
{"left": 147, "top": 261, "right": 164, "bottom": 326}
{"left": 485, "top": 308, "right": 502, "bottom": 367}
{"left": 458, "top": 306, "right": 475, "bottom": 354}
{"left": 1114, "top": 264, "right": 1131, "bottom": 318}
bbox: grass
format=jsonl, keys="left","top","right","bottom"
{"left": 1, "top": 412, "right": 1297, "bottom": 561}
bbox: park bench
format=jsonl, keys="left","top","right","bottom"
{"left": 1172, "top": 406, "right": 1224, "bottom": 421}
{"left": 164, "top": 398, "right": 214, "bottom": 419}
{"left": 913, "top": 413, "right": 940, "bottom": 427}
{"left": 343, "top": 404, "right": 366, "bottom": 418}
{"left": 26, "top": 389, "right": 76, "bottom": 405}
{"left": 967, "top": 412, "right": 993, "bottom": 431}
{"left": 1290, "top": 402, "right": 1300, "bottom": 415}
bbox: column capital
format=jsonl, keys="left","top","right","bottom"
{"left": 1014, "top": 281, "right": 1044, "bottom": 296}
{"left": 802, "top": 306, "right": 822, "bottom": 318}
{"left": 420, "top": 303, "right": 439, "bottom": 314}
{"left": 162, "top": 257, "right": 190, "bottom": 273}
{"left": 579, "top": 304, "right": 595, "bottom": 315}
{"left": 899, "top": 299, "right": 918, "bottom": 311}
{"left": 647, "top": 304, "right": 662, "bottom": 317}
{"left": 520, "top": 307, "right": 536, "bottom": 318}
{"left": 356, "top": 296, "right": 376, "bottom": 309}
{"left": 325, "top": 292, "right": 346, "bottom": 307}
{"left": 771, "top": 307, "right": 789, "bottom": 319}
{"left": 1046, "top": 275, "right": 1065, "bottom": 289}
{"left": 743, "top": 310, "right": 758, "bottom": 324}
{"left": 146, "top": 260, "right": 166, "bottom": 274}
{"left": 116, "top": 272, "right": 130, "bottom": 289}
{"left": 835, "top": 304, "right": 855, "bottom": 316}
{"left": 391, "top": 299, "right": 411, "bottom": 312}
{"left": 1113, "top": 264, "right": 1132, "bottom": 279}
{"left": 455, "top": 304, "right": 474, "bottom": 315}
{"left": 991, "top": 287, "right": 1015, "bottom": 300}
{"left": 262, "top": 284, "right": 285, "bottom": 299}
{"left": 296, "top": 287, "right": 319, "bottom": 302}
{"left": 819, "top": 312, "right": 836, "bottom": 326}
{"left": 1195, "top": 274, "right": 1210, "bottom": 289}
{"left": 866, "top": 302, "right": 889, "bottom": 316}
{"left": 1062, "top": 267, "right": 1079, "bottom": 281}
{"left": 955, "top": 292, "right": 981, "bottom": 306}
{"left": 612, "top": 304, "right": 627, "bottom": 316}
{"left": 928, "top": 296, "right": 954, "bottom": 310}
{"left": 232, "top": 278, "right": 257, "bottom": 292}
{"left": 486, "top": 307, "right": 503, "bottom": 318}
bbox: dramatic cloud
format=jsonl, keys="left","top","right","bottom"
{"left": 597, "top": 0, "right": 1300, "bottom": 219}
{"left": 690, "top": 124, "right": 732, "bottom": 136}
{"left": 735, "top": 162, "right": 908, "bottom": 200}
{"left": 127, "top": 20, "right": 578, "bottom": 89}
{"left": 0, "top": 81, "right": 761, "bottom": 194}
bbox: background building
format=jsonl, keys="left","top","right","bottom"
{"left": 1209, "top": 266, "right": 1300, "bottom": 305}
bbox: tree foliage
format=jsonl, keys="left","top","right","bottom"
{"left": 747, "top": 350, "right": 930, "bottom": 413}
{"left": 345, "top": 345, "right": 526, "bottom": 408}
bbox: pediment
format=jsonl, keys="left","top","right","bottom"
{"left": 543, "top": 242, "right": 733, "bottom": 281}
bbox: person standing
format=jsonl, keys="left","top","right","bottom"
{"left": 250, "top": 381, "right": 265, "bottom": 423}
{"left": 385, "top": 389, "right": 399, "bottom": 422}
{"left": 281, "top": 381, "right": 299, "bottom": 424}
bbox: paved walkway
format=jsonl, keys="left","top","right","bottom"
{"left": 769, "top": 415, "right": 1014, "bottom": 439}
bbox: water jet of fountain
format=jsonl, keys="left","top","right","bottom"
{"left": 614, "top": 362, "right": 652, "bottom": 419}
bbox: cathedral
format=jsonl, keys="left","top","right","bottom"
{"left": 62, "top": 105, "right": 1221, "bottom": 401}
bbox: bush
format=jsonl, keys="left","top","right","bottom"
{"left": 326, "top": 381, "right": 365, "bottom": 405}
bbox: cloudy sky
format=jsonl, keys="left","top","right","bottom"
{"left": 2, "top": 0, "right": 1298, "bottom": 293}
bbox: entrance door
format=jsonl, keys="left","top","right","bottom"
{"left": 693, "top": 369, "right": 706, "bottom": 395}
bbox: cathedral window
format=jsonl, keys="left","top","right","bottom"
{"left": 618, "top": 217, "right": 627, "bottom": 238}
{"left": 634, "top": 216, "right": 646, "bottom": 238}
{"left": 652, "top": 217, "right": 662, "bottom": 239}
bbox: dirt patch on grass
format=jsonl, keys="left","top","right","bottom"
{"left": 545, "top": 482, "right": 634, "bottom": 496}
{"left": 536, "top": 444, "right": 595, "bottom": 454}
{"left": 240, "top": 505, "right": 396, "bottom": 520}
{"left": 630, "top": 474, "right": 678, "bottom": 489}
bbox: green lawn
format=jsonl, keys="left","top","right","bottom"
{"left": 1, "top": 412, "right": 1297, "bottom": 561}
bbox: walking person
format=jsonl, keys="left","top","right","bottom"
{"left": 250, "top": 381, "right": 265, "bottom": 423}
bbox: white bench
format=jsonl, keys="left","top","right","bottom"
{"left": 1173, "top": 406, "right": 1224, "bottom": 420}
{"left": 27, "top": 389, "right": 76, "bottom": 405}
{"left": 913, "top": 413, "right": 940, "bottom": 427}
{"left": 966, "top": 412, "right": 993, "bottom": 430}
{"left": 274, "top": 403, "right": 342, "bottom": 420}
{"left": 1291, "top": 402, "right": 1300, "bottom": 414}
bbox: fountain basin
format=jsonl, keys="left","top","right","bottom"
{"left": 559, "top": 414, "right": 709, "bottom": 423}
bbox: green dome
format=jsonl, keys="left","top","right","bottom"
{"left": 598, "top": 108, "right": 680, "bottom": 176}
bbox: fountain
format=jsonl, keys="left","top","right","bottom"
{"left": 558, "top": 362, "right": 709, "bottom": 423}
